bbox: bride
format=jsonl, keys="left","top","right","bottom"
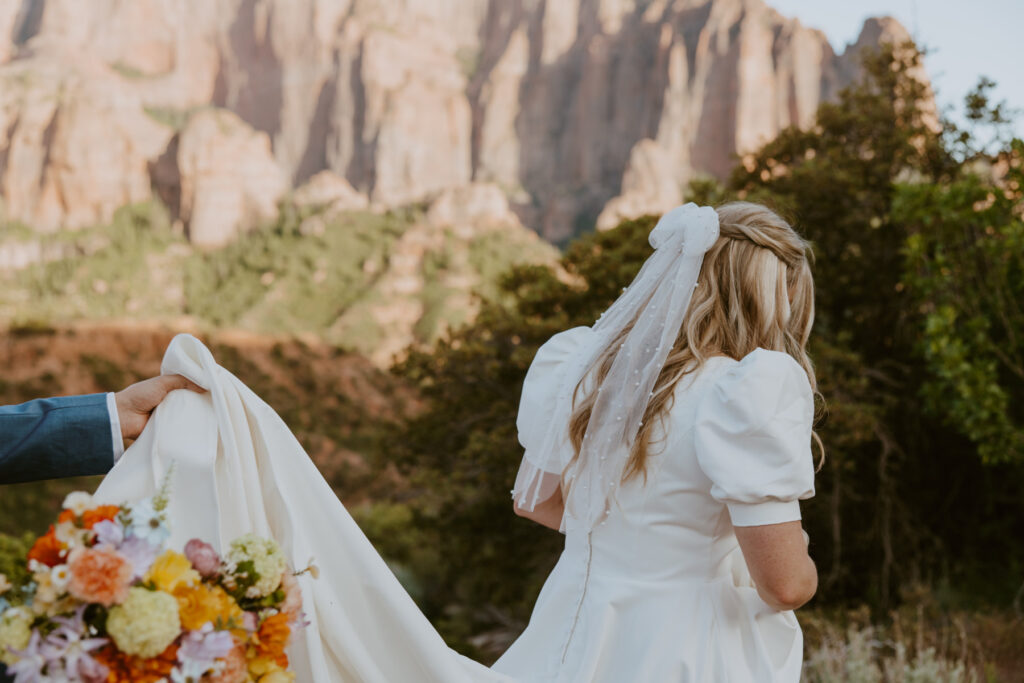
{"left": 94, "top": 201, "right": 819, "bottom": 682}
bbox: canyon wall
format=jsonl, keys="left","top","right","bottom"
{"left": 0, "top": 0, "right": 917, "bottom": 242}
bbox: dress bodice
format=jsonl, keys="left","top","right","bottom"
{"left": 568, "top": 356, "right": 733, "bottom": 586}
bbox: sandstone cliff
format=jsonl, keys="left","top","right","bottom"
{"left": 0, "top": 0, "right": 919, "bottom": 242}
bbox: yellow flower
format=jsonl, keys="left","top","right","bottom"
{"left": 248, "top": 654, "right": 295, "bottom": 682}
{"left": 0, "top": 607, "right": 33, "bottom": 666}
{"left": 174, "top": 583, "right": 243, "bottom": 632}
{"left": 30, "top": 570, "right": 59, "bottom": 615}
{"left": 147, "top": 550, "right": 200, "bottom": 593}
{"left": 106, "top": 587, "right": 181, "bottom": 658}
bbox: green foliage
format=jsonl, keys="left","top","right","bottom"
{"left": 1, "top": 201, "right": 183, "bottom": 323}
{"left": 0, "top": 532, "right": 33, "bottom": 604}
{"left": 896, "top": 143, "right": 1024, "bottom": 463}
{"left": 185, "top": 208, "right": 408, "bottom": 334}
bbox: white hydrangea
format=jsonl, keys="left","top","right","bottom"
{"left": 225, "top": 534, "right": 286, "bottom": 598}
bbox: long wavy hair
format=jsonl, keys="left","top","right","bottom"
{"left": 568, "top": 201, "right": 823, "bottom": 484}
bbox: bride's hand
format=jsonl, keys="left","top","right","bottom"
{"left": 115, "top": 374, "right": 205, "bottom": 441}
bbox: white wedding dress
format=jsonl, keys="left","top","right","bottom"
{"left": 94, "top": 331, "right": 815, "bottom": 682}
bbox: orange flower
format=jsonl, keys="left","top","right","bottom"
{"left": 67, "top": 547, "right": 133, "bottom": 607}
{"left": 82, "top": 505, "right": 121, "bottom": 529}
{"left": 27, "top": 528, "right": 63, "bottom": 567}
{"left": 252, "top": 612, "right": 291, "bottom": 668}
{"left": 174, "top": 583, "right": 243, "bottom": 631}
{"left": 57, "top": 510, "right": 75, "bottom": 525}
{"left": 94, "top": 642, "right": 179, "bottom": 683}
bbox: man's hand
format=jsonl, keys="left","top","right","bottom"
{"left": 115, "top": 375, "right": 205, "bottom": 441}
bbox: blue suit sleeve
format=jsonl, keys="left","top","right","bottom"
{"left": 0, "top": 394, "right": 115, "bottom": 484}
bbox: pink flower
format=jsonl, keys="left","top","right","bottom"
{"left": 206, "top": 640, "right": 247, "bottom": 683}
{"left": 279, "top": 571, "right": 302, "bottom": 618}
{"left": 241, "top": 611, "right": 258, "bottom": 632}
{"left": 184, "top": 539, "right": 220, "bottom": 578}
{"left": 66, "top": 547, "right": 133, "bottom": 607}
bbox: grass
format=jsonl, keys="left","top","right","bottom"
{"left": 1, "top": 202, "right": 184, "bottom": 322}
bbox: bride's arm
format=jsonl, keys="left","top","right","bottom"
{"left": 513, "top": 487, "right": 565, "bottom": 531}
{"left": 734, "top": 520, "right": 817, "bottom": 611}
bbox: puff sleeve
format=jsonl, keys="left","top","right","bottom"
{"left": 512, "top": 326, "right": 596, "bottom": 510}
{"left": 694, "top": 349, "right": 816, "bottom": 527}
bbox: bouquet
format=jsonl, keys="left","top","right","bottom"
{"left": 0, "top": 482, "right": 312, "bottom": 682}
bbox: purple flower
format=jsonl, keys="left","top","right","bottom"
{"left": 173, "top": 624, "right": 234, "bottom": 680}
{"left": 91, "top": 520, "right": 124, "bottom": 548}
{"left": 292, "top": 610, "right": 312, "bottom": 630}
{"left": 184, "top": 539, "right": 221, "bottom": 578}
{"left": 7, "top": 631, "right": 46, "bottom": 682}
{"left": 39, "top": 607, "right": 109, "bottom": 682}
{"left": 118, "top": 536, "right": 159, "bottom": 579}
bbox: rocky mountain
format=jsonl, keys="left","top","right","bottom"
{"left": 0, "top": 0, "right": 918, "bottom": 244}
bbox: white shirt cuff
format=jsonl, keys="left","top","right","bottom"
{"left": 106, "top": 392, "right": 124, "bottom": 464}
{"left": 727, "top": 499, "right": 802, "bottom": 527}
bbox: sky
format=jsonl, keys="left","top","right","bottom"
{"left": 767, "top": 0, "right": 1023, "bottom": 139}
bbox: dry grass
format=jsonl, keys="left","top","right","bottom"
{"left": 802, "top": 591, "right": 1024, "bottom": 682}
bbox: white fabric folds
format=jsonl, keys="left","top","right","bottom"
{"left": 94, "top": 334, "right": 511, "bottom": 683}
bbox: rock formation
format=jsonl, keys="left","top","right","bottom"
{"left": 292, "top": 171, "right": 369, "bottom": 212}
{"left": 0, "top": 0, "right": 923, "bottom": 241}
{"left": 174, "top": 109, "right": 287, "bottom": 248}
{"left": 0, "top": 56, "right": 172, "bottom": 232}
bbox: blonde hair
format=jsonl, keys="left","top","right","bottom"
{"left": 568, "top": 201, "right": 822, "bottom": 483}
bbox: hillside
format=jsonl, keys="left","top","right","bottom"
{"left": 0, "top": 192, "right": 557, "bottom": 365}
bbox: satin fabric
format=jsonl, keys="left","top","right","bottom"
{"left": 94, "top": 334, "right": 510, "bottom": 683}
